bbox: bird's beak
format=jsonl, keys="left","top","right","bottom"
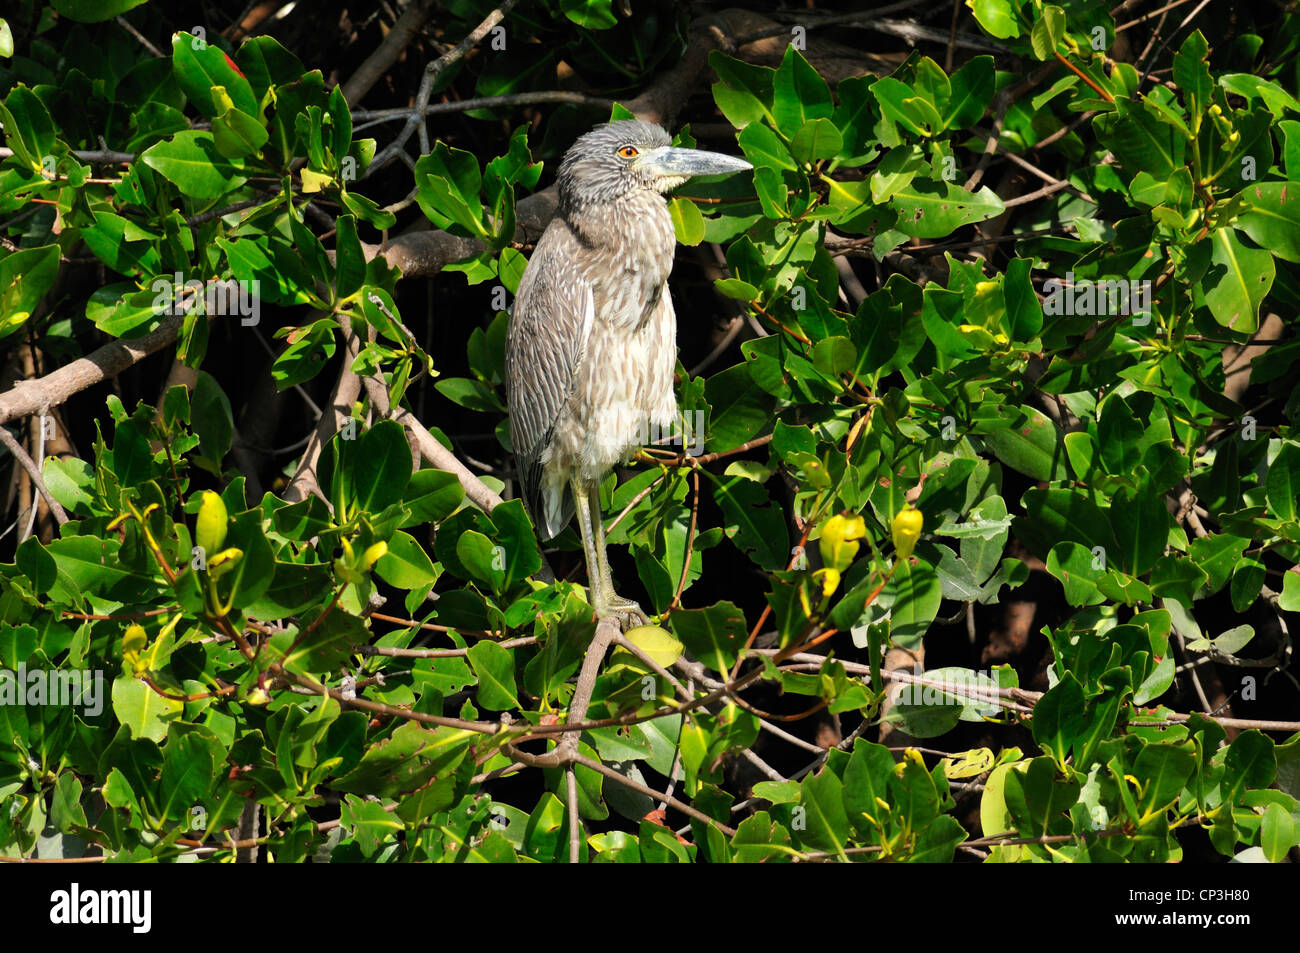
{"left": 637, "top": 146, "right": 752, "bottom": 178}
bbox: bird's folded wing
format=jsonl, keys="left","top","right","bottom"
{"left": 505, "top": 242, "right": 595, "bottom": 534}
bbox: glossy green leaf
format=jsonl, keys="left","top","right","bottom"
{"left": 1203, "top": 227, "right": 1274, "bottom": 333}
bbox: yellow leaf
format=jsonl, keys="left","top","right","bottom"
{"left": 620, "top": 625, "right": 685, "bottom": 668}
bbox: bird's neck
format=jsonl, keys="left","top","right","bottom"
{"left": 563, "top": 190, "right": 673, "bottom": 258}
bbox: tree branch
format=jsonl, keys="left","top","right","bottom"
{"left": 0, "top": 425, "right": 67, "bottom": 527}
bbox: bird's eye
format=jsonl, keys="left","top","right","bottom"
{"left": 616, "top": 145, "right": 639, "bottom": 159}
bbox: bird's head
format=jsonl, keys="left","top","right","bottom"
{"left": 556, "top": 119, "right": 752, "bottom": 212}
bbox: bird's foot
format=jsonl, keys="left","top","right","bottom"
{"left": 593, "top": 594, "right": 650, "bottom": 631}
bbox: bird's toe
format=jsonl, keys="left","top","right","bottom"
{"left": 594, "top": 595, "right": 650, "bottom": 631}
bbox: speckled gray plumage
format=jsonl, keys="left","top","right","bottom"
{"left": 506, "top": 121, "right": 680, "bottom": 539}
{"left": 504, "top": 120, "right": 750, "bottom": 624}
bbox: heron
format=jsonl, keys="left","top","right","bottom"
{"left": 505, "top": 119, "right": 752, "bottom": 628}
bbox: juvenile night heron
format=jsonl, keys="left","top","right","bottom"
{"left": 506, "top": 119, "right": 752, "bottom": 628}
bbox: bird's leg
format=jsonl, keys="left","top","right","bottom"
{"left": 571, "top": 478, "right": 648, "bottom": 630}
{"left": 570, "top": 478, "right": 605, "bottom": 604}
{"left": 587, "top": 481, "right": 649, "bottom": 625}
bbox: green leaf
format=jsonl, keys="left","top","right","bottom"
{"left": 272, "top": 319, "right": 336, "bottom": 389}
{"left": 456, "top": 530, "right": 508, "bottom": 591}
{"left": 832, "top": 76, "right": 881, "bottom": 164}
{"left": 334, "top": 722, "right": 474, "bottom": 798}
{"left": 488, "top": 498, "right": 542, "bottom": 585}
{"left": 0, "top": 86, "right": 56, "bottom": 170}
{"left": 267, "top": 605, "right": 358, "bottom": 675}
{"left": 334, "top": 215, "right": 365, "bottom": 299}
{"left": 498, "top": 247, "right": 527, "bottom": 294}
{"left": 1279, "top": 570, "right": 1300, "bottom": 612}
{"left": 1046, "top": 542, "right": 1106, "bottom": 607}
{"left": 704, "top": 364, "right": 775, "bottom": 452}
{"left": 1235, "top": 181, "right": 1300, "bottom": 264}
{"left": 50, "top": 771, "right": 87, "bottom": 832}
{"left": 1030, "top": 5, "right": 1066, "bottom": 61}
{"left": 888, "top": 178, "right": 1005, "bottom": 238}
{"left": 982, "top": 406, "right": 1069, "bottom": 482}
{"left": 1103, "top": 98, "right": 1185, "bottom": 180}
{"left": 1230, "top": 558, "right": 1265, "bottom": 612}
{"left": 16, "top": 538, "right": 55, "bottom": 593}
{"left": 980, "top": 762, "right": 1017, "bottom": 836}
{"left": 1219, "top": 74, "right": 1300, "bottom": 119}
{"left": 1016, "top": 488, "right": 1118, "bottom": 561}
{"left": 559, "top": 0, "right": 618, "bottom": 30}
{"left": 1110, "top": 491, "right": 1171, "bottom": 575}
{"left": 141, "top": 131, "right": 248, "bottom": 199}
{"left": 772, "top": 47, "right": 832, "bottom": 137}
{"left": 466, "top": 641, "right": 519, "bottom": 711}
{"left": 159, "top": 730, "right": 214, "bottom": 822}
{"left": 1032, "top": 673, "right": 1087, "bottom": 765}
{"left": 790, "top": 118, "right": 843, "bottom": 164}
{"left": 884, "top": 557, "right": 942, "bottom": 650}
{"left": 171, "top": 33, "right": 258, "bottom": 118}
{"left": 415, "top": 143, "right": 487, "bottom": 237}
{"left": 1134, "top": 742, "right": 1197, "bottom": 818}
{"left": 374, "top": 531, "right": 439, "bottom": 589}
{"left": 1203, "top": 227, "right": 1274, "bottom": 333}
{"left": 738, "top": 122, "right": 795, "bottom": 171}
{"left": 731, "top": 811, "right": 794, "bottom": 862}
{"left": 1174, "top": 31, "right": 1213, "bottom": 120}
{"left": 1133, "top": 654, "right": 1175, "bottom": 706}
{"left": 1222, "top": 731, "right": 1275, "bottom": 805}
{"left": 872, "top": 78, "right": 944, "bottom": 138}
{"left": 435, "top": 377, "right": 501, "bottom": 413}
{"left": 111, "top": 677, "right": 182, "bottom": 743}
{"left": 353, "top": 419, "right": 413, "bottom": 513}
{"left": 192, "top": 370, "right": 233, "bottom": 468}
{"left": 243, "top": 561, "right": 333, "bottom": 617}
{"left": 713, "top": 277, "right": 760, "bottom": 301}
{"left": 667, "top": 197, "right": 705, "bottom": 246}
{"left": 235, "top": 35, "right": 307, "bottom": 99}
{"left": 212, "top": 100, "right": 269, "bottom": 158}
{"left": 1003, "top": 257, "right": 1044, "bottom": 340}
{"left": 110, "top": 416, "right": 152, "bottom": 487}
{"left": 85, "top": 284, "right": 167, "bottom": 340}
{"left": 44, "top": 536, "right": 139, "bottom": 598}
{"left": 966, "top": 0, "right": 1021, "bottom": 39}
{"left": 547, "top": 739, "right": 607, "bottom": 820}
{"left": 53, "top": 0, "right": 147, "bottom": 20}
{"left": 78, "top": 212, "right": 161, "bottom": 277}
{"left": 942, "top": 56, "right": 995, "bottom": 129}
{"left": 713, "top": 475, "right": 787, "bottom": 571}
{"left": 341, "top": 794, "right": 403, "bottom": 857}
{"left": 220, "top": 235, "right": 318, "bottom": 307}
{"left": 401, "top": 468, "right": 465, "bottom": 526}
{"left": 670, "top": 601, "right": 747, "bottom": 672}
{"left": 796, "top": 767, "right": 849, "bottom": 856}
{"left": 1260, "top": 801, "right": 1296, "bottom": 862}
{"left": 883, "top": 685, "right": 963, "bottom": 739}
{"left": 0, "top": 245, "right": 59, "bottom": 340}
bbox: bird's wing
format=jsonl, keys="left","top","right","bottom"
{"left": 505, "top": 226, "right": 594, "bottom": 538}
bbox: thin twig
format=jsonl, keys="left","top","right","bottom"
{"left": 567, "top": 767, "right": 580, "bottom": 863}
{"left": 0, "top": 426, "right": 67, "bottom": 526}
{"left": 352, "top": 90, "right": 615, "bottom": 123}
{"left": 367, "top": 0, "right": 525, "bottom": 176}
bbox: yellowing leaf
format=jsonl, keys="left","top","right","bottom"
{"left": 621, "top": 625, "right": 685, "bottom": 668}
{"left": 942, "top": 747, "right": 995, "bottom": 779}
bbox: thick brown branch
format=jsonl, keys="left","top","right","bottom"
{"left": 0, "top": 312, "right": 186, "bottom": 427}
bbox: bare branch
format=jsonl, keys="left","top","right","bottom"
{"left": 0, "top": 425, "right": 67, "bottom": 527}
